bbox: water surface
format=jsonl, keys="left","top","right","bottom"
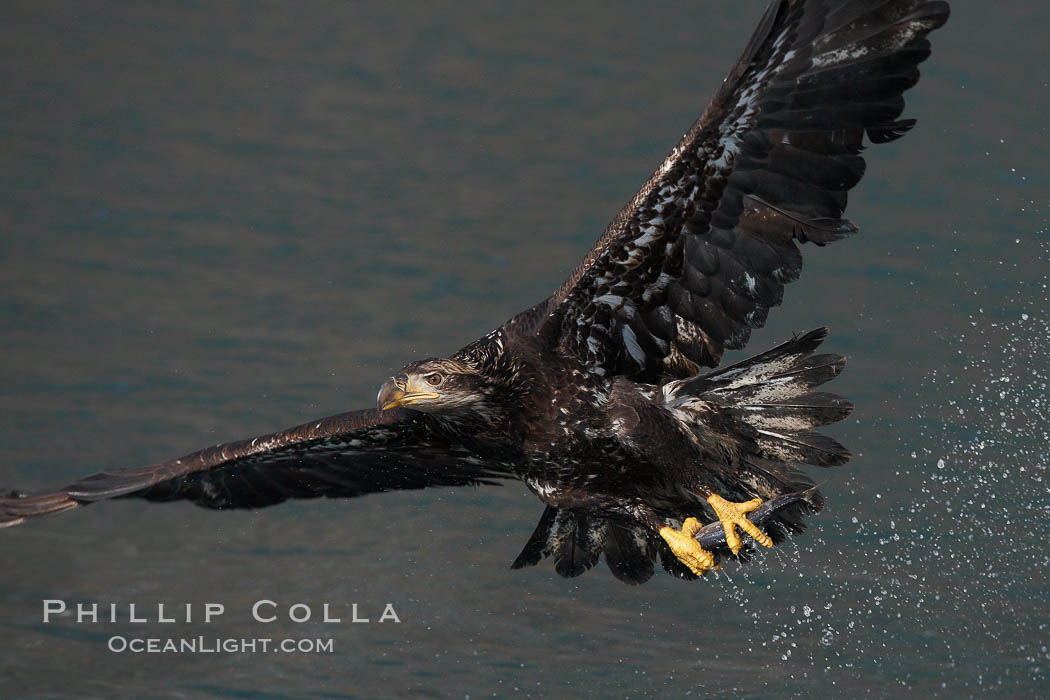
{"left": 2, "top": 1, "right": 1047, "bottom": 697}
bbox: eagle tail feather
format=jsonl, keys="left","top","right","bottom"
{"left": 510, "top": 505, "right": 559, "bottom": 570}
{"left": 511, "top": 508, "right": 658, "bottom": 584}
{"left": 603, "top": 520, "right": 657, "bottom": 585}
{"left": 670, "top": 327, "right": 853, "bottom": 468}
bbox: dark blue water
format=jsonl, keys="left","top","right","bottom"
{"left": 2, "top": 1, "right": 1047, "bottom": 696}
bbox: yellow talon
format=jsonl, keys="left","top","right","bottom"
{"left": 707, "top": 493, "right": 773, "bottom": 554}
{"left": 659, "top": 517, "right": 716, "bottom": 575}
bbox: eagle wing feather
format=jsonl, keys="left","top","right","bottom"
{"left": 1, "top": 408, "right": 512, "bottom": 526}
{"left": 541, "top": 0, "right": 949, "bottom": 379}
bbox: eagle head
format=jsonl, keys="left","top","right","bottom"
{"left": 377, "top": 358, "right": 493, "bottom": 415}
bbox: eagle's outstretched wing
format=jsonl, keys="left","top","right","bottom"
{"left": 541, "top": 0, "right": 948, "bottom": 380}
{"left": 0, "top": 408, "right": 513, "bottom": 527}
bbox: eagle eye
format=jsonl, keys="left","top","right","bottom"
{"left": 424, "top": 373, "right": 443, "bottom": 387}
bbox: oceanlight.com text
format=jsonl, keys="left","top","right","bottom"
{"left": 107, "top": 636, "right": 335, "bottom": 654}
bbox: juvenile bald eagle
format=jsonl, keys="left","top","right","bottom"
{"left": 1, "top": 0, "right": 949, "bottom": 583}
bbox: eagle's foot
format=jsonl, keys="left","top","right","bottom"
{"left": 707, "top": 494, "right": 773, "bottom": 555}
{"left": 659, "top": 517, "right": 716, "bottom": 575}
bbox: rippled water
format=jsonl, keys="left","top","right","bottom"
{"left": 2, "top": 1, "right": 1047, "bottom": 697}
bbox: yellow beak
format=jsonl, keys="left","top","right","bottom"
{"left": 377, "top": 379, "right": 404, "bottom": 411}
{"left": 377, "top": 374, "right": 439, "bottom": 411}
